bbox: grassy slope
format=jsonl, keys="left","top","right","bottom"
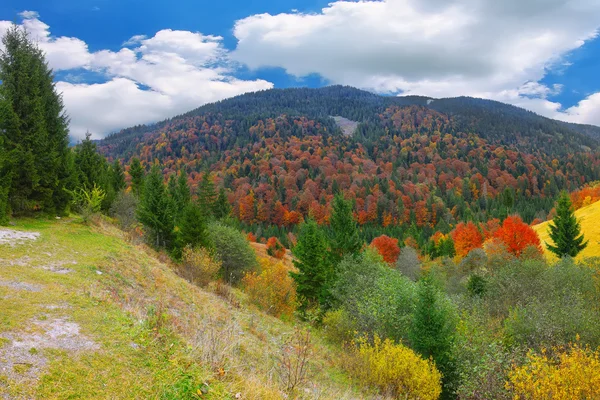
{"left": 533, "top": 200, "right": 600, "bottom": 262}
{"left": 0, "top": 218, "right": 364, "bottom": 399}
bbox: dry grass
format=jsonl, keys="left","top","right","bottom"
{"left": 0, "top": 217, "right": 368, "bottom": 399}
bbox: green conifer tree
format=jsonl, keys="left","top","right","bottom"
{"left": 0, "top": 25, "right": 72, "bottom": 215}
{"left": 410, "top": 275, "right": 458, "bottom": 399}
{"left": 291, "top": 219, "right": 332, "bottom": 311}
{"left": 137, "top": 165, "right": 174, "bottom": 249}
{"left": 213, "top": 187, "right": 231, "bottom": 219}
{"left": 111, "top": 159, "right": 126, "bottom": 193}
{"left": 197, "top": 171, "right": 217, "bottom": 218}
{"left": 546, "top": 192, "right": 588, "bottom": 258}
{"left": 329, "top": 193, "right": 362, "bottom": 263}
{"left": 129, "top": 157, "right": 145, "bottom": 197}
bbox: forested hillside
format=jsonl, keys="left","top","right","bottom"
{"left": 98, "top": 87, "right": 600, "bottom": 248}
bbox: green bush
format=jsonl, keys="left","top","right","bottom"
{"left": 330, "top": 249, "right": 416, "bottom": 343}
{"left": 208, "top": 222, "right": 258, "bottom": 284}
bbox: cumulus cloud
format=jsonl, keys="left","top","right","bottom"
{"left": 0, "top": 13, "right": 273, "bottom": 140}
{"left": 232, "top": 0, "right": 600, "bottom": 122}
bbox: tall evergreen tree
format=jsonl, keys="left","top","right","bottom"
{"left": 174, "top": 169, "right": 191, "bottom": 212}
{"left": 213, "top": 187, "right": 231, "bottom": 219}
{"left": 329, "top": 193, "right": 362, "bottom": 263}
{"left": 110, "top": 159, "right": 126, "bottom": 193}
{"left": 137, "top": 165, "right": 174, "bottom": 248}
{"left": 410, "top": 275, "right": 458, "bottom": 399}
{"left": 0, "top": 135, "right": 10, "bottom": 224}
{"left": 0, "top": 24, "right": 73, "bottom": 215}
{"left": 178, "top": 204, "right": 209, "bottom": 250}
{"left": 546, "top": 192, "right": 588, "bottom": 258}
{"left": 291, "top": 219, "right": 332, "bottom": 311}
{"left": 129, "top": 157, "right": 145, "bottom": 197}
{"left": 197, "top": 171, "right": 217, "bottom": 217}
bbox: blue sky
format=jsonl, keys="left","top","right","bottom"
{"left": 2, "top": 0, "right": 600, "bottom": 139}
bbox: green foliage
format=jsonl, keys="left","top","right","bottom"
{"left": 466, "top": 274, "right": 487, "bottom": 297}
{"left": 172, "top": 203, "right": 210, "bottom": 259}
{"left": 137, "top": 165, "right": 174, "bottom": 249}
{"left": 73, "top": 133, "right": 114, "bottom": 211}
{"left": 329, "top": 194, "right": 362, "bottom": 263}
{"left": 129, "top": 157, "right": 145, "bottom": 197}
{"left": 110, "top": 159, "right": 126, "bottom": 193}
{"left": 213, "top": 187, "right": 231, "bottom": 220}
{"left": 546, "top": 191, "right": 588, "bottom": 258}
{"left": 208, "top": 222, "right": 258, "bottom": 284}
{"left": 290, "top": 219, "right": 332, "bottom": 312}
{"left": 69, "top": 183, "right": 106, "bottom": 224}
{"left": 330, "top": 250, "right": 416, "bottom": 342}
{"left": 410, "top": 274, "right": 458, "bottom": 399}
{"left": 0, "top": 135, "right": 11, "bottom": 224}
{"left": 0, "top": 24, "right": 73, "bottom": 215}
{"left": 197, "top": 172, "right": 216, "bottom": 218}
{"left": 395, "top": 245, "right": 421, "bottom": 281}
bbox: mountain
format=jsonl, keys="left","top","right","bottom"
{"left": 98, "top": 86, "right": 600, "bottom": 245}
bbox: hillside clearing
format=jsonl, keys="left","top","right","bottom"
{"left": 0, "top": 218, "right": 365, "bottom": 399}
{"left": 533, "top": 199, "right": 600, "bottom": 262}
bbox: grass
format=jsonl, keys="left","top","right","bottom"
{"left": 0, "top": 217, "right": 368, "bottom": 399}
{"left": 533, "top": 200, "right": 600, "bottom": 262}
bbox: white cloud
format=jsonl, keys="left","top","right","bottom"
{"left": 232, "top": 0, "right": 600, "bottom": 122}
{"left": 19, "top": 10, "right": 39, "bottom": 19}
{"left": 0, "top": 13, "right": 273, "bottom": 140}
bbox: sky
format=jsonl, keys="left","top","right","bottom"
{"left": 1, "top": 0, "right": 600, "bottom": 140}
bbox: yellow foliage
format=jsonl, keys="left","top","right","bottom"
{"left": 243, "top": 258, "right": 297, "bottom": 319}
{"left": 348, "top": 335, "right": 442, "bottom": 400}
{"left": 507, "top": 341, "right": 600, "bottom": 399}
{"left": 180, "top": 246, "right": 221, "bottom": 287}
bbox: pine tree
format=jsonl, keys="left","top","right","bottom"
{"left": 410, "top": 275, "right": 457, "bottom": 399}
{"left": 110, "top": 159, "right": 126, "bottom": 193}
{"left": 129, "top": 157, "right": 145, "bottom": 197}
{"left": 329, "top": 193, "right": 362, "bottom": 263}
{"left": 73, "top": 133, "right": 113, "bottom": 210}
{"left": 546, "top": 192, "right": 588, "bottom": 258}
{"left": 0, "top": 24, "right": 72, "bottom": 215}
{"left": 178, "top": 204, "right": 209, "bottom": 249}
{"left": 197, "top": 171, "right": 217, "bottom": 218}
{"left": 213, "top": 187, "right": 231, "bottom": 219}
{"left": 0, "top": 135, "right": 10, "bottom": 224}
{"left": 291, "top": 218, "right": 332, "bottom": 311}
{"left": 137, "top": 165, "right": 174, "bottom": 248}
{"left": 174, "top": 169, "right": 191, "bottom": 211}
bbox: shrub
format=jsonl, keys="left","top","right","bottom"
{"left": 321, "top": 308, "right": 355, "bottom": 344}
{"left": 331, "top": 250, "right": 416, "bottom": 342}
{"left": 179, "top": 246, "right": 221, "bottom": 287}
{"left": 109, "top": 191, "right": 138, "bottom": 230}
{"left": 396, "top": 246, "right": 421, "bottom": 281}
{"left": 467, "top": 274, "right": 488, "bottom": 297}
{"left": 208, "top": 222, "right": 258, "bottom": 284}
{"left": 348, "top": 335, "right": 442, "bottom": 400}
{"left": 70, "top": 183, "right": 105, "bottom": 224}
{"left": 277, "top": 327, "right": 312, "bottom": 394}
{"left": 460, "top": 248, "right": 487, "bottom": 274}
{"left": 266, "top": 236, "right": 286, "bottom": 259}
{"left": 243, "top": 258, "right": 297, "bottom": 318}
{"left": 507, "top": 342, "right": 600, "bottom": 400}
{"left": 370, "top": 235, "right": 400, "bottom": 264}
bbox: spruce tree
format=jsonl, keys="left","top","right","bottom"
{"left": 329, "top": 193, "right": 362, "bottom": 263}
{"left": 0, "top": 135, "right": 10, "bottom": 224}
{"left": 111, "top": 159, "right": 126, "bottom": 193}
{"left": 197, "top": 171, "right": 217, "bottom": 217}
{"left": 410, "top": 275, "right": 458, "bottom": 399}
{"left": 174, "top": 169, "right": 191, "bottom": 212}
{"left": 0, "top": 25, "right": 72, "bottom": 215}
{"left": 129, "top": 157, "right": 145, "bottom": 197}
{"left": 213, "top": 187, "right": 231, "bottom": 219}
{"left": 546, "top": 192, "right": 588, "bottom": 258}
{"left": 291, "top": 218, "right": 332, "bottom": 311}
{"left": 178, "top": 204, "right": 209, "bottom": 250}
{"left": 137, "top": 165, "right": 174, "bottom": 248}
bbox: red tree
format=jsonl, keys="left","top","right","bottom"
{"left": 370, "top": 235, "right": 401, "bottom": 264}
{"left": 266, "top": 237, "right": 286, "bottom": 259}
{"left": 451, "top": 222, "right": 483, "bottom": 257}
{"left": 493, "top": 215, "right": 542, "bottom": 257}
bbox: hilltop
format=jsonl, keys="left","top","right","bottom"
{"left": 97, "top": 86, "right": 600, "bottom": 249}
{"left": 0, "top": 218, "right": 366, "bottom": 399}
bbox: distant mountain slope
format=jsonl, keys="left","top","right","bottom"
{"left": 97, "top": 86, "right": 600, "bottom": 243}
{"left": 534, "top": 199, "right": 600, "bottom": 261}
